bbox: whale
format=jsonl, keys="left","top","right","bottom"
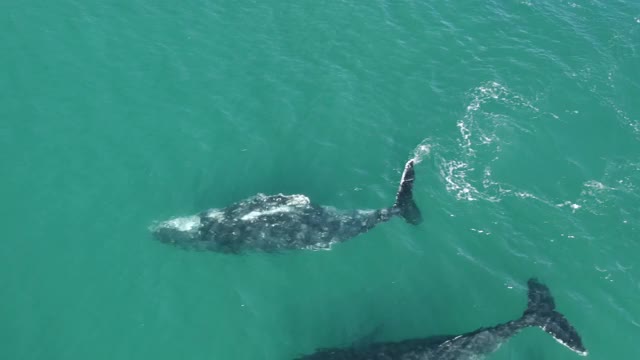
{"left": 150, "top": 159, "right": 422, "bottom": 253}
{"left": 295, "top": 279, "right": 587, "bottom": 359}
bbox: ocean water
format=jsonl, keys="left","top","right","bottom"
{"left": 2, "top": 1, "right": 639, "bottom": 359}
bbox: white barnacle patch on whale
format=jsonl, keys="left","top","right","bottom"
{"left": 240, "top": 205, "right": 293, "bottom": 221}
{"left": 356, "top": 209, "right": 376, "bottom": 217}
{"left": 161, "top": 215, "right": 201, "bottom": 231}
{"left": 205, "top": 209, "right": 224, "bottom": 220}
{"left": 285, "top": 194, "right": 310, "bottom": 206}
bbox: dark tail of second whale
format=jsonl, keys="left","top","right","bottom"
{"left": 393, "top": 159, "right": 422, "bottom": 225}
{"left": 521, "top": 279, "right": 588, "bottom": 356}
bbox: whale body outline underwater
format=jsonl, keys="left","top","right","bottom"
{"left": 295, "top": 279, "right": 587, "bottom": 359}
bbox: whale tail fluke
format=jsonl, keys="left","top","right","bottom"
{"left": 522, "top": 278, "right": 587, "bottom": 356}
{"left": 393, "top": 159, "right": 422, "bottom": 225}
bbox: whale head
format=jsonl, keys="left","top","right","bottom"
{"left": 150, "top": 215, "right": 202, "bottom": 248}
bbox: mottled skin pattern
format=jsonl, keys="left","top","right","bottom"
{"left": 295, "top": 279, "right": 587, "bottom": 360}
{"left": 199, "top": 194, "right": 396, "bottom": 253}
{"left": 151, "top": 159, "right": 421, "bottom": 254}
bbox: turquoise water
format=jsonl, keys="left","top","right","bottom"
{"left": 2, "top": 1, "right": 639, "bottom": 359}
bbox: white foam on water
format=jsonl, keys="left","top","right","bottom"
{"left": 410, "top": 139, "right": 432, "bottom": 165}
{"left": 414, "top": 81, "right": 548, "bottom": 203}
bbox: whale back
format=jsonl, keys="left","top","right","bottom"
{"left": 198, "top": 194, "right": 392, "bottom": 253}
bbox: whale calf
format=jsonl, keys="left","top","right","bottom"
{"left": 296, "top": 279, "right": 587, "bottom": 359}
{"left": 151, "top": 159, "right": 422, "bottom": 253}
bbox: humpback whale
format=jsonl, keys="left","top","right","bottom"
{"left": 151, "top": 159, "right": 422, "bottom": 253}
{"left": 296, "top": 279, "right": 587, "bottom": 359}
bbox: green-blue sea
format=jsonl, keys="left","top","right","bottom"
{"left": 2, "top": 1, "right": 639, "bottom": 359}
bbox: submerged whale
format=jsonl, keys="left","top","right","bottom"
{"left": 296, "top": 279, "right": 587, "bottom": 359}
{"left": 151, "top": 159, "right": 422, "bottom": 253}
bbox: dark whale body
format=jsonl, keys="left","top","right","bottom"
{"left": 151, "top": 159, "right": 422, "bottom": 253}
{"left": 296, "top": 279, "right": 587, "bottom": 359}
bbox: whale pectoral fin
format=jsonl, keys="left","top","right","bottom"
{"left": 394, "top": 159, "right": 423, "bottom": 225}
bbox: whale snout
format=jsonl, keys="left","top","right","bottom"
{"left": 150, "top": 215, "right": 202, "bottom": 247}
